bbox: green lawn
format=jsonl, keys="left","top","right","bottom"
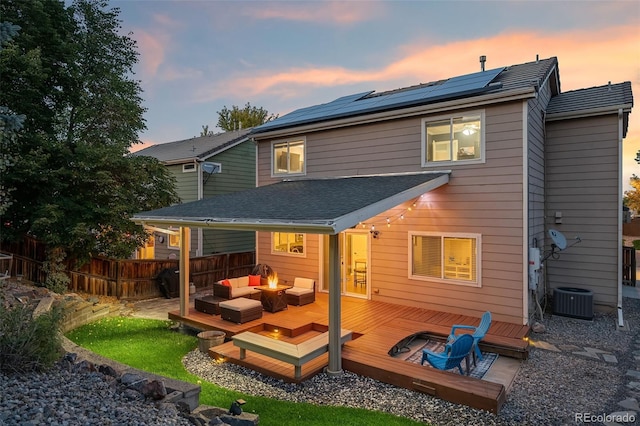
{"left": 66, "top": 317, "right": 423, "bottom": 426}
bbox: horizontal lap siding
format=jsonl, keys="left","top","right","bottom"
{"left": 256, "top": 232, "right": 320, "bottom": 287}
{"left": 545, "top": 115, "right": 619, "bottom": 307}
{"left": 256, "top": 103, "right": 526, "bottom": 324}
{"left": 527, "top": 82, "right": 553, "bottom": 319}
{"left": 202, "top": 142, "right": 256, "bottom": 254}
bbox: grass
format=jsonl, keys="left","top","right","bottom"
{"left": 65, "top": 317, "right": 423, "bottom": 426}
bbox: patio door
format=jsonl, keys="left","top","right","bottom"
{"left": 321, "top": 231, "right": 369, "bottom": 299}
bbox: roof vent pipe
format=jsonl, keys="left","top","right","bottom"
{"left": 479, "top": 55, "right": 486, "bottom": 72}
{"left": 536, "top": 54, "right": 539, "bottom": 63}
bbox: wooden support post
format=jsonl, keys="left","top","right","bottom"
{"left": 326, "top": 233, "right": 343, "bottom": 376}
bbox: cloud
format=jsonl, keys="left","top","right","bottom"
{"left": 242, "top": 1, "right": 384, "bottom": 25}
{"left": 129, "top": 139, "right": 156, "bottom": 153}
{"left": 199, "top": 23, "right": 638, "bottom": 101}
{"left": 132, "top": 14, "right": 185, "bottom": 81}
{"left": 135, "top": 29, "right": 167, "bottom": 78}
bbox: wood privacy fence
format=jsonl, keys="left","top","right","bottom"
{"left": 1, "top": 237, "right": 256, "bottom": 300}
{"left": 623, "top": 246, "right": 637, "bottom": 286}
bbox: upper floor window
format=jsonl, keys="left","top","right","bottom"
{"left": 422, "top": 111, "right": 484, "bottom": 166}
{"left": 272, "top": 139, "right": 305, "bottom": 176}
{"left": 272, "top": 232, "right": 305, "bottom": 256}
{"left": 409, "top": 231, "right": 480, "bottom": 287}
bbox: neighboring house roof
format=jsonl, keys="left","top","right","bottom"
{"left": 132, "top": 129, "right": 253, "bottom": 164}
{"left": 252, "top": 57, "right": 559, "bottom": 134}
{"left": 133, "top": 172, "right": 450, "bottom": 234}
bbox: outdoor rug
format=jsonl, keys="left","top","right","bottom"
{"left": 405, "top": 339, "right": 498, "bottom": 379}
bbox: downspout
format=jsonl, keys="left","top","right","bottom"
{"left": 196, "top": 160, "right": 203, "bottom": 257}
{"left": 522, "top": 100, "right": 530, "bottom": 325}
{"left": 617, "top": 109, "right": 625, "bottom": 328}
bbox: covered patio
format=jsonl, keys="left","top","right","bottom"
{"left": 133, "top": 171, "right": 451, "bottom": 377}
{"left": 132, "top": 171, "right": 530, "bottom": 413}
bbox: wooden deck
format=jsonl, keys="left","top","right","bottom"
{"left": 169, "top": 293, "right": 529, "bottom": 413}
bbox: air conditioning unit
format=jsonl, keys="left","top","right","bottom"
{"left": 553, "top": 287, "right": 593, "bottom": 320}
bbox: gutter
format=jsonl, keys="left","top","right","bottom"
{"left": 252, "top": 87, "right": 537, "bottom": 139}
{"left": 546, "top": 104, "right": 633, "bottom": 122}
{"left": 134, "top": 217, "right": 341, "bottom": 235}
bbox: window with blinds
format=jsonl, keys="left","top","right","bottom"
{"left": 410, "top": 232, "right": 480, "bottom": 287}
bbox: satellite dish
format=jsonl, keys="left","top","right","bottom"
{"left": 202, "top": 162, "right": 220, "bottom": 174}
{"left": 548, "top": 229, "right": 567, "bottom": 250}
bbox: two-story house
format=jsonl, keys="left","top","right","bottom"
{"left": 133, "top": 129, "right": 256, "bottom": 259}
{"left": 134, "top": 56, "right": 633, "bottom": 328}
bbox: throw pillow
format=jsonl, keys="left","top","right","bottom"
{"left": 249, "top": 275, "right": 262, "bottom": 286}
{"left": 220, "top": 279, "right": 231, "bottom": 287}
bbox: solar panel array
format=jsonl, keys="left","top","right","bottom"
{"left": 255, "top": 67, "right": 504, "bottom": 132}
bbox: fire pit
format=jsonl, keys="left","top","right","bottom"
{"left": 256, "top": 274, "right": 291, "bottom": 312}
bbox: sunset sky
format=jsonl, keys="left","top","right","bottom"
{"left": 115, "top": 0, "right": 640, "bottom": 189}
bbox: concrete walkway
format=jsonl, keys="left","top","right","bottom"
{"left": 131, "top": 293, "right": 200, "bottom": 321}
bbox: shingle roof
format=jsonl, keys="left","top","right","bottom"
{"left": 252, "top": 57, "right": 559, "bottom": 134}
{"left": 133, "top": 172, "right": 450, "bottom": 234}
{"left": 132, "top": 129, "right": 252, "bottom": 163}
{"left": 492, "top": 57, "right": 558, "bottom": 92}
{"left": 546, "top": 81, "right": 633, "bottom": 116}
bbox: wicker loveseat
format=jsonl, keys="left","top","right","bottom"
{"left": 212, "top": 276, "right": 261, "bottom": 300}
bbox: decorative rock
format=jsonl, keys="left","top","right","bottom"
{"left": 142, "top": 379, "right": 167, "bottom": 400}
{"left": 219, "top": 412, "right": 259, "bottom": 426}
{"left": 72, "top": 360, "right": 96, "bottom": 373}
{"left": 531, "top": 322, "right": 546, "bottom": 333}
{"left": 98, "top": 364, "right": 118, "bottom": 378}
{"left": 618, "top": 397, "right": 640, "bottom": 411}
{"left": 120, "top": 372, "right": 145, "bottom": 386}
{"left": 122, "top": 388, "right": 146, "bottom": 402}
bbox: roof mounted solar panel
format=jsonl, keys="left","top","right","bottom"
{"left": 253, "top": 67, "right": 504, "bottom": 133}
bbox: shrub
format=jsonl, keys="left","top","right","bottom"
{"left": 634, "top": 240, "right": 640, "bottom": 250}
{"left": 0, "top": 303, "right": 65, "bottom": 373}
{"left": 41, "top": 248, "right": 70, "bottom": 295}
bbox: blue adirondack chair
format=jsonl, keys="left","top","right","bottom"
{"left": 421, "top": 334, "right": 474, "bottom": 375}
{"left": 447, "top": 311, "right": 492, "bottom": 365}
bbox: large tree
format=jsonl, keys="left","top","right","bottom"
{"left": 215, "top": 102, "right": 278, "bottom": 132}
{"left": 0, "top": 0, "right": 178, "bottom": 267}
{"left": 625, "top": 175, "right": 640, "bottom": 215}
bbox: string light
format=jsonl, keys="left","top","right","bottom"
{"left": 355, "top": 196, "right": 423, "bottom": 232}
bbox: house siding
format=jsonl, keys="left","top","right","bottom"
{"left": 255, "top": 102, "right": 527, "bottom": 324}
{"left": 545, "top": 114, "right": 619, "bottom": 309}
{"left": 154, "top": 228, "right": 198, "bottom": 260}
{"left": 171, "top": 164, "right": 199, "bottom": 203}
{"left": 526, "top": 79, "right": 554, "bottom": 319}
{"left": 201, "top": 141, "right": 256, "bottom": 254}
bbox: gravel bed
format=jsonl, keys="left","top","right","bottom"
{"left": 1, "top": 296, "right": 636, "bottom": 425}
{"left": 0, "top": 366, "right": 191, "bottom": 426}
{"left": 182, "top": 297, "right": 640, "bottom": 425}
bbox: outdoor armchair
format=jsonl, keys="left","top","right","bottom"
{"left": 421, "top": 333, "right": 474, "bottom": 375}
{"left": 285, "top": 277, "right": 315, "bottom": 306}
{"left": 447, "top": 310, "right": 492, "bottom": 365}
